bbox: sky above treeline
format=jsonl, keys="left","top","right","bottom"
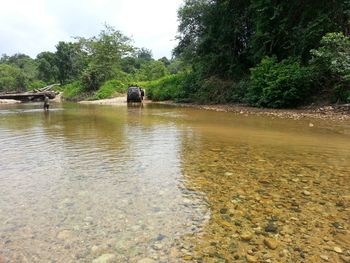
{"left": 0, "top": 0, "right": 183, "bottom": 59}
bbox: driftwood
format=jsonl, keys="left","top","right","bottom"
{"left": 0, "top": 84, "right": 60, "bottom": 102}
{"left": 32, "top": 83, "right": 60, "bottom": 93}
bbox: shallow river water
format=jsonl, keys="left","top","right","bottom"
{"left": 0, "top": 102, "right": 349, "bottom": 263}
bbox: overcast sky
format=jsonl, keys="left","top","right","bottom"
{"left": 0, "top": 0, "right": 183, "bottom": 59}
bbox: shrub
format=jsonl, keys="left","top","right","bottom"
{"left": 194, "top": 77, "right": 234, "bottom": 104}
{"left": 62, "top": 81, "right": 84, "bottom": 99}
{"left": 139, "top": 74, "right": 187, "bottom": 101}
{"left": 28, "top": 80, "right": 47, "bottom": 90}
{"left": 247, "top": 57, "right": 313, "bottom": 108}
{"left": 94, "top": 79, "right": 127, "bottom": 99}
{"left": 310, "top": 32, "right": 350, "bottom": 103}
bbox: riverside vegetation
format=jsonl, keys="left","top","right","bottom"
{"left": 1, "top": 1, "right": 350, "bottom": 108}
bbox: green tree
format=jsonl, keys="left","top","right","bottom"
{"left": 55, "top": 41, "right": 87, "bottom": 85}
{"left": 78, "top": 25, "right": 134, "bottom": 90}
{"left": 0, "top": 64, "right": 24, "bottom": 91}
{"left": 310, "top": 32, "right": 350, "bottom": 102}
{"left": 36, "top": 51, "right": 59, "bottom": 83}
{"left": 136, "top": 48, "right": 153, "bottom": 62}
{"left": 134, "top": 60, "right": 169, "bottom": 81}
{"left": 0, "top": 53, "right": 38, "bottom": 90}
{"left": 251, "top": 0, "right": 350, "bottom": 63}
{"left": 174, "top": 0, "right": 350, "bottom": 105}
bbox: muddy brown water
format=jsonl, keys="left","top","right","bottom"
{"left": 0, "top": 102, "right": 349, "bottom": 263}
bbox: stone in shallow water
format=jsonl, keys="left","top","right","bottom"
{"left": 137, "top": 258, "right": 155, "bottom": 263}
{"left": 265, "top": 223, "right": 278, "bottom": 233}
{"left": 320, "top": 255, "right": 329, "bottom": 261}
{"left": 183, "top": 255, "right": 193, "bottom": 261}
{"left": 246, "top": 255, "right": 258, "bottom": 262}
{"left": 240, "top": 232, "right": 253, "bottom": 241}
{"left": 92, "top": 254, "right": 116, "bottom": 263}
{"left": 302, "top": 190, "right": 311, "bottom": 196}
{"left": 219, "top": 208, "right": 228, "bottom": 214}
{"left": 57, "top": 230, "right": 73, "bottom": 240}
{"left": 264, "top": 238, "right": 279, "bottom": 250}
{"left": 334, "top": 246, "right": 343, "bottom": 254}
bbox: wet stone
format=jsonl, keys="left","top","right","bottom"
{"left": 264, "top": 238, "right": 279, "bottom": 250}
{"left": 265, "top": 223, "right": 278, "bottom": 233}
{"left": 320, "top": 255, "right": 329, "bottom": 261}
{"left": 246, "top": 255, "right": 258, "bottom": 262}
{"left": 156, "top": 234, "right": 166, "bottom": 241}
{"left": 334, "top": 247, "right": 343, "bottom": 254}
{"left": 219, "top": 208, "right": 228, "bottom": 214}
{"left": 302, "top": 190, "right": 311, "bottom": 196}
{"left": 57, "top": 230, "right": 73, "bottom": 240}
{"left": 137, "top": 258, "right": 155, "bottom": 263}
{"left": 221, "top": 214, "right": 232, "bottom": 222}
{"left": 240, "top": 232, "right": 253, "bottom": 242}
{"left": 92, "top": 254, "right": 116, "bottom": 263}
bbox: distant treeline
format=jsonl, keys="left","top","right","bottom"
{"left": 1, "top": 1, "right": 350, "bottom": 107}
{"left": 0, "top": 25, "right": 185, "bottom": 100}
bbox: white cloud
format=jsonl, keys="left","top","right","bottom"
{"left": 0, "top": 0, "right": 183, "bottom": 59}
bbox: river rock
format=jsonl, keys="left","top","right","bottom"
{"left": 265, "top": 223, "right": 278, "bottom": 233}
{"left": 182, "top": 255, "right": 193, "bottom": 260}
{"left": 91, "top": 245, "right": 109, "bottom": 257}
{"left": 137, "top": 258, "right": 155, "bottom": 263}
{"left": 320, "top": 255, "right": 329, "bottom": 261}
{"left": 302, "top": 190, "right": 311, "bottom": 196}
{"left": 334, "top": 246, "right": 343, "bottom": 254}
{"left": 92, "top": 254, "right": 116, "bottom": 263}
{"left": 246, "top": 255, "right": 258, "bottom": 262}
{"left": 170, "top": 247, "right": 179, "bottom": 257}
{"left": 264, "top": 238, "right": 279, "bottom": 250}
{"left": 240, "top": 232, "right": 253, "bottom": 241}
{"left": 57, "top": 230, "right": 73, "bottom": 240}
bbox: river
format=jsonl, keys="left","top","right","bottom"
{"left": 0, "top": 102, "right": 349, "bottom": 263}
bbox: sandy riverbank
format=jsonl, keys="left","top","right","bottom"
{"left": 79, "top": 96, "right": 127, "bottom": 105}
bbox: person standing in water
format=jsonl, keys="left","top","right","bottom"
{"left": 43, "top": 95, "right": 50, "bottom": 111}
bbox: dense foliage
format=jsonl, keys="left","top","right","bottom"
{"left": 173, "top": 0, "right": 350, "bottom": 107}
{"left": 247, "top": 57, "right": 313, "bottom": 108}
{"left": 138, "top": 74, "right": 188, "bottom": 102}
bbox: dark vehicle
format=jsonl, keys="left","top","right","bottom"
{"left": 127, "top": 86, "right": 142, "bottom": 103}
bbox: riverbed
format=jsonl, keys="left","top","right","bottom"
{"left": 0, "top": 102, "right": 349, "bottom": 263}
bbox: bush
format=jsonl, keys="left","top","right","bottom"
{"left": 94, "top": 79, "right": 127, "bottom": 99}
{"left": 193, "top": 77, "right": 233, "bottom": 103}
{"left": 28, "top": 80, "right": 47, "bottom": 90}
{"left": 310, "top": 32, "right": 350, "bottom": 103}
{"left": 247, "top": 57, "right": 313, "bottom": 108}
{"left": 139, "top": 74, "right": 187, "bottom": 101}
{"left": 62, "top": 81, "right": 84, "bottom": 99}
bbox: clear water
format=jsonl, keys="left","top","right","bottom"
{"left": 0, "top": 102, "right": 349, "bottom": 263}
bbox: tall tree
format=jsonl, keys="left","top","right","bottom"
{"left": 55, "top": 41, "right": 86, "bottom": 85}
{"left": 36, "top": 51, "right": 59, "bottom": 83}
{"left": 78, "top": 25, "right": 134, "bottom": 90}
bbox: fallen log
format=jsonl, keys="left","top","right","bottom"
{"left": 0, "top": 91, "right": 57, "bottom": 102}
